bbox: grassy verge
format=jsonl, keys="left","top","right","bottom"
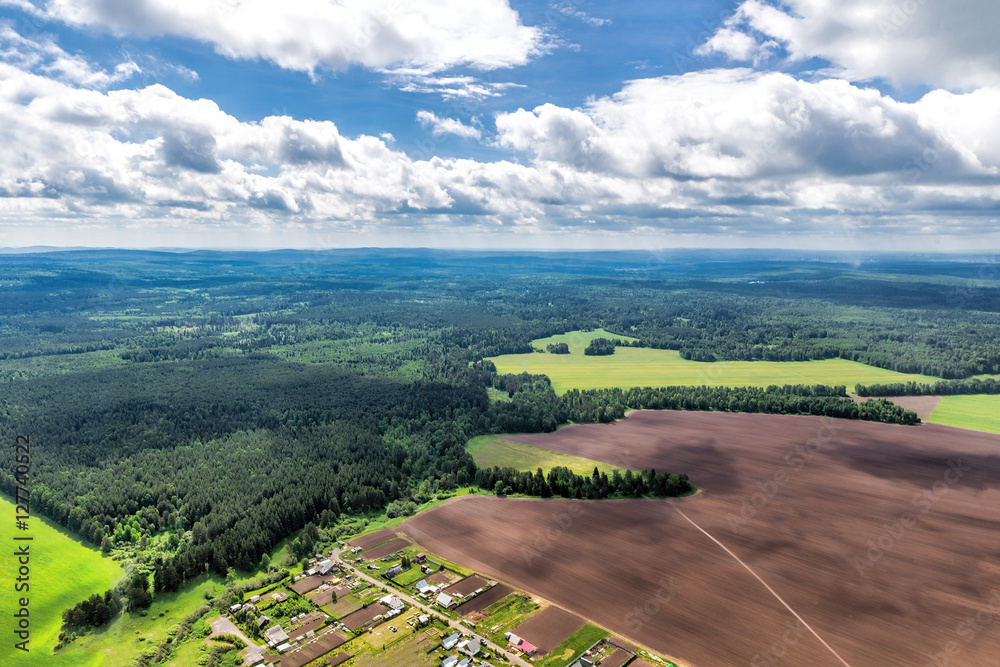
{"left": 0, "top": 495, "right": 125, "bottom": 667}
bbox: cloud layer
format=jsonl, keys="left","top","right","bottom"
{"left": 9, "top": 0, "right": 547, "bottom": 76}
{"left": 0, "top": 13, "right": 999, "bottom": 248}
{"left": 698, "top": 0, "right": 1000, "bottom": 90}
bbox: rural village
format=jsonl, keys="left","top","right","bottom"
{"left": 219, "top": 525, "right": 672, "bottom": 667}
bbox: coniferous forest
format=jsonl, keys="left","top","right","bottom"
{"left": 2, "top": 248, "right": 1000, "bottom": 630}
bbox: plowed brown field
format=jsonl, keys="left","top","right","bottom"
{"left": 401, "top": 411, "right": 1000, "bottom": 666}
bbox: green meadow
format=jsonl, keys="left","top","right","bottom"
{"left": 0, "top": 495, "right": 125, "bottom": 667}
{"left": 490, "top": 330, "right": 939, "bottom": 394}
{"left": 927, "top": 395, "right": 1000, "bottom": 434}
{"left": 467, "top": 435, "right": 628, "bottom": 475}
{"left": 59, "top": 573, "right": 224, "bottom": 667}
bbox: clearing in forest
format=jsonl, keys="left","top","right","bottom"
{"left": 466, "top": 435, "right": 628, "bottom": 475}
{"left": 489, "top": 331, "right": 938, "bottom": 394}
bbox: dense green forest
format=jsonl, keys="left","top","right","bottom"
{"left": 1, "top": 248, "right": 998, "bottom": 634}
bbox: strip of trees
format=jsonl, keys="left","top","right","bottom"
{"left": 555, "top": 383, "right": 919, "bottom": 425}
{"left": 476, "top": 465, "right": 693, "bottom": 499}
{"left": 856, "top": 378, "right": 1000, "bottom": 397}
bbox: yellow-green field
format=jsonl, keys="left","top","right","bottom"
{"left": 530, "top": 328, "right": 640, "bottom": 352}
{"left": 490, "top": 331, "right": 939, "bottom": 394}
{"left": 0, "top": 495, "right": 125, "bottom": 667}
{"left": 927, "top": 395, "right": 1000, "bottom": 434}
{"left": 467, "top": 435, "right": 628, "bottom": 475}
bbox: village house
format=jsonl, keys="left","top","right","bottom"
{"left": 264, "top": 625, "right": 289, "bottom": 647}
{"left": 458, "top": 638, "right": 481, "bottom": 657}
{"left": 436, "top": 592, "right": 456, "bottom": 609}
{"left": 380, "top": 594, "right": 405, "bottom": 611}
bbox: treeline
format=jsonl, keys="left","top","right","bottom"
{"left": 555, "top": 384, "right": 919, "bottom": 425}
{"left": 62, "top": 571, "right": 151, "bottom": 631}
{"left": 475, "top": 465, "right": 693, "bottom": 499}
{"left": 856, "top": 378, "right": 1000, "bottom": 397}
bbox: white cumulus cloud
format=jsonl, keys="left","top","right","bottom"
{"left": 416, "top": 110, "right": 481, "bottom": 139}
{"left": 8, "top": 0, "right": 548, "bottom": 77}
{"left": 697, "top": 0, "right": 1000, "bottom": 90}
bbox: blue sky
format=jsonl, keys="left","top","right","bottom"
{"left": 0, "top": 0, "right": 998, "bottom": 250}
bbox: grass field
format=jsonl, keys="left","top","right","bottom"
{"left": 927, "top": 395, "right": 1000, "bottom": 434}
{"left": 348, "top": 625, "right": 446, "bottom": 667}
{"left": 0, "top": 495, "right": 125, "bottom": 667}
{"left": 536, "top": 624, "right": 609, "bottom": 667}
{"left": 467, "top": 435, "right": 630, "bottom": 475}
{"left": 530, "top": 329, "right": 639, "bottom": 353}
{"left": 489, "top": 332, "right": 939, "bottom": 394}
{"left": 57, "top": 573, "right": 222, "bottom": 667}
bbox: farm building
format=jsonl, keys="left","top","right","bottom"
{"left": 416, "top": 580, "right": 432, "bottom": 594}
{"left": 256, "top": 615, "right": 270, "bottom": 628}
{"left": 385, "top": 564, "right": 404, "bottom": 577}
{"left": 417, "top": 614, "right": 430, "bottom": 626}
{"left": 415, "top": 553, "right": 427, "bottom": 563}
{"left": 264, "top": 625, "right": 289, "bottom": 646}
{"left": 436, "top": 592, "right": 456, "bottom": 609}
{"left": 316, "top": 559, "right": 336, "bottom": 575}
